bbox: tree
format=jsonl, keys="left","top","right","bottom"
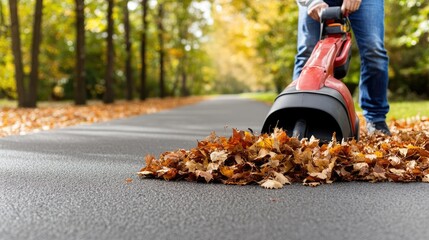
{"left": 176, "top": 1, "right": 191, "bottom": 97}
{"left": 103, "top": 0, "right": 115, "bottom": 103}
{"left": 8, "top": 0, "right": 43, "bottom": 108}
{"left": 167, "top": 1, "right": 212, "bottom": 96}
{"left": 8, "top": 0, "right": 25, "bottom": 107}
{"left": 208, "top": 1, "right": 264, "bottom": 93}
{"left": 254, "top": 1, "right": 299, "bottom": 93}
{"left": 385, "top": 0, "right": 429, "bottom": 98}
{"left": 75, "top": 0, "right": 86, "bottom": 105}
{"left": 157, "top": 3, "right": 165, "bottom": 98}
{"left": 1, "top": 0, "right": 427, "bottom": 103}
{"left": 28, "top": 0, "right": 43, "bottom": 107}
{"left": 140, "top": 0, "right": 148, "bottom": 100}
{"left": 124, "top": 0, "right": 133, "bottom": 101}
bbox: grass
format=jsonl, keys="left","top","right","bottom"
{"left": 384, "top": 101, "right": 429, "bottom": 121}
{"left": 0, "top": 99, "right": 19, "bottom": 108}
{"left": 240, "top": 92, "right": 429, "bottom": 122}
{"left": 0, "top": 99, "right": 82, "bottom": 108}
{"left": 2, "top": 94, "right": 428, "bottom": 122}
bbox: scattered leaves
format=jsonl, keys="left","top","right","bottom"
{"left": 138, "top": 116, "right": 429, "bottom": 189}
{"left": 0, "top": 97, "right": 205, "bottom": 138}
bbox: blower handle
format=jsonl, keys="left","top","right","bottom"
{"left": 320, "top": 7, "right": 351, "bottom": 39}
{"left": 321, "top": 6, "right": 344, "bottom": 23}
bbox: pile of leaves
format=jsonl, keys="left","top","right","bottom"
{"left": 0, "top": 97, "right": 204, "bottom": 138}
{"left": 138, "top": 116, "right": 429, "bottom": 189}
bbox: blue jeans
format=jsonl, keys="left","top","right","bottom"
{"left": 293, "top": 0, "right": 389, "bottom": 123}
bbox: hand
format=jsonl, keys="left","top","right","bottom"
{"left": 341, "top": 0, "right": 361, "bottom": 15}
{"left": 307, "top": 2, "right": 329, "bottom": 22}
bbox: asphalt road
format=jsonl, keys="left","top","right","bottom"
{"left": 1, "top": 95, "right": 428, "bottom": 240}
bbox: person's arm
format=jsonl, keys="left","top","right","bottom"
{"left": 297, "top": 0, "right": 328, "bottom": 22}
{"left": 297, "top": 0, "right": 324, "bottom": 8}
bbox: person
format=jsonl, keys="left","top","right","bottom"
{"left": 294, "top": 0, "right": 391, "bottom": 135}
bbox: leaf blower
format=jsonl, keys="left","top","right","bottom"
{"left": 261, "top": 7, "right": 359, "bottom": 143}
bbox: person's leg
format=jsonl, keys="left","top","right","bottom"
{"left": 293, "top": 3, "right": 321, "bottom": 80}
{"left": 348, "top": 0, "right": 390, "bottom": 126}
{"left": 293, "top": 0, "right": 343, "bottom": 80}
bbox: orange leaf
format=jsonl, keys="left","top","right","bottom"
{"left": 220, "top": 166, "right": 235, "bottom": 178}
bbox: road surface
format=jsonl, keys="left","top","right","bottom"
{"left": 1, "top": 95, "right": 428, "bottom": 240}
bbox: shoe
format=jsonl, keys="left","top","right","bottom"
{"left": 366, "top": 121, "right": 391, "bottom": 136}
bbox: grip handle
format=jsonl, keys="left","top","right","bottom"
{"left": 321, "top": 7, "right": 343, "bottom": 23}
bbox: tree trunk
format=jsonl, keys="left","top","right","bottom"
{"left": 179, "top": 28, "right": 189, "bottom": 96}
{"left": 172, "top": 62, "right": 180, "bottom": 96}
{"left": 103, "top": 0, "right": 115, "bottom": 104}
{"left": 176, "top": 2, "right": 190, "bottom": 97}
{"left": 181, "top": 62, "right": 189, "bottom": 96}
{"left": 8, "top": 0, "right": 25, "bottom": 107}
{"left": 28, "top": 0, "right": 43, "bottom": 108}
{"left": 157, "top": 3, "right": 165, "bottom": 98}
{"left": 124, "top": 0, "right": 133, "bottom": 101}
{"left": 140, "top": 0, "right": 148, "bottom": 100}
{"left": 75, "top": 0, "right": 86, "bottom": 105}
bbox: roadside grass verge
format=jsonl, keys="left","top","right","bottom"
{"left": 240, "top": 92, "right": 429, "bottom": 121}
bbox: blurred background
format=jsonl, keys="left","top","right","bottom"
{"left": 0, "top": 0, "right": 428, "bottom": 108}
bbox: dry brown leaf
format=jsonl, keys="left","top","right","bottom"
{"left": 195, "top": 170, "right": 213, "bottom": 183}
{"left": 137, "top": 117, "right": 429, "bottom": 189}
{"left": 388, "top": 156, "right": 402, "bottom": 166}
{"left": 137, "top": 170, "right": 154, "bottom": 176}
{"left": 273, "top": 172, "right": 291, "bottom": 185}
{"left": 260, "top": 179, "right": 283, "bottom": 189}
{"left": 210, "top": 150, "right": 228, "bottom": 162}
{"left": 220, "top": 166, "right": 235, "bottom": 178}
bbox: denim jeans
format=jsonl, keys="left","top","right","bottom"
{"left": 293, "top": 0, "right": 390, "bottom": 123}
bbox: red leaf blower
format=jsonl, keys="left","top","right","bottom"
{"left": 261, "top": 7, "right": 359, "bottom": 143}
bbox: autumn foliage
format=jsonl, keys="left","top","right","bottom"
{"left": 138, "top": 116, "right": 429, "bottom": 189}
